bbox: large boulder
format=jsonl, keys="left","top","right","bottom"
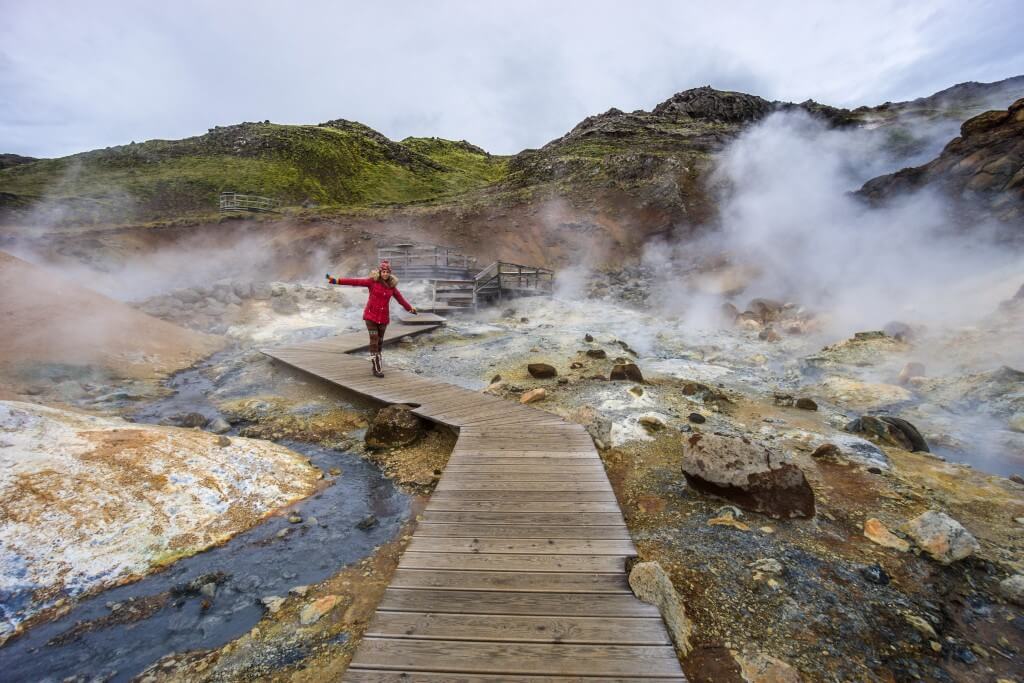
{"left": 681, "top": 433, "right": 815, "bottom": 519}
{"left": 365, "top": 405, "right": 424, "bottom": 449}
{"left": 845, "top": 415, "right": 929, "bottom": 452}
{"left": 901, "top": 510, "right": 980, "bottom": 564}
{"left": 610, "top": 363, "right": 644, "bottom": 382}
{"left": 527, "top": 363, "right": 557, "bottom": 379}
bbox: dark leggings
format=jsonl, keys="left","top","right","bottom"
{"left": 365, "top": 320, "right": 387, "bottom": 354}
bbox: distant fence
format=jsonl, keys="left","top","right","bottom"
{"left": 219, "top": 192, "right": 281, "bottom": 213}
{"left": 378, "top": 244, "right": 478, "bottom": 275}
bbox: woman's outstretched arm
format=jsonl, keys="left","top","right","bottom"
{"left": 393, "top": 287, "right": 417, "bottom": 314}
{"left": 326, "top": 274, "right": 373, "bottom": 287}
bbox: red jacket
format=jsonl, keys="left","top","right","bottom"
{"left": 330, "top": 277, "right": 412, "bottom": 325}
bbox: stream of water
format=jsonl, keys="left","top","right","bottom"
{"left": 0, "top": 364, "right": 409, "bottom": 682}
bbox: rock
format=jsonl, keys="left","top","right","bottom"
{"left": 520, "top": 388, "right": 547, "bottom": 404}
{"left": 289, "top": 585, "right": 310, "bottom": 597}
{"left": 682, "top": 381, "right": 729, "bottom": 404}
{"left": 215, "top": 435, "right": 231, "bottom": 447}
{"left": 288, "top": 514, "right": 302, "bottom": 524}
{"left": 720, "top": 301, "right": 740, "bottom": 322}
{"left": 490, "top": 374, "right": 502, "bottom": 383}
{"left": 901, "top": 510, "right": 980, "bottom": 564}
{"left": 903, "top": 612, "right": 938, "bottom": 639}
{"left": 1011, "top": 474, "right": 1024, "bottom": 485}
{"left": 208, "top": 417, "right": 231, "bottom": 434}
{"left": 861, "top": 563, "right": 890, "bottom": 585}
{"left": 999, "top": 574, "right": 1024, "bottom": 606}
{"left": 570, "top": 362, "right": 584, "bottom": 370}
{"left": 609, "top": 363, "right": 644, "bottom": 382}
{"left": 527, "top": 363, "right": 557, "bottom": 379}
{"left": 638, "top": 415, "right": 665, "bottom": 432}
{"left": 794, "top": 397, "right": 817, "bottom": 411}
{"left": 897, "top": 362, "right": 926, "bottom": 385}
{"left": 681, "top": 433, "right": 815, "bottom": 519}
{"left": 773, "top": 393, "right": 795, "bottom": 407}
{"left": 260, "top": 595, "right": 286, "bottom": 614}
{"left": 365, "top": 405, "right": 424, "bottom": 449}
{"left": 585, "top": 349, "right": 607, "bottom": 359}
{"left": 758, "top": 327, "right": 781, "bottom": 342}
{"left": 863, "top": 518, "right": 910, "bottom": 552}
{"left": 627, "top": 561, "right": 693, "bottom": 656}
{"left": 810, "top": 443, "right": 839, "bottom": 458}
{"left": 164, "top": 412, "right": 208, "bottom": 428}
{"left": 688, "top": 412, "right": 706, "bottom": 424}
{"left": 845, "top": 415, "right": 929, "bottom": 452}
{"left": 733, "top": 651, "right": 804, "bottom": 683}
{"left": 356, "top": 515, "right": 378, "bottom": 530}
{"left": 584, "top": 333, "right": 594, "bottom": 342}
{"left": 299, "top": 595, "right": 341, "bottom": 626}
{"left": 746, "top": 298, "right": 785, "bottom": 323}
{"left": 749, "top": 558, "right": 783, "bottom": 574}
{"left": 200, "top": 582, "right": 217, "bottom": 598}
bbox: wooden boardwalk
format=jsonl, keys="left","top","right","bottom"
{"left": 262, "top": 322, "right": 685, "bottom": 681}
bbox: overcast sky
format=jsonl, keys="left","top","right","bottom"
{"left": 3, "top": 0, "right": 1023, "bottom": 158}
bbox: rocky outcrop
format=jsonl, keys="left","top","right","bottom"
{"left": 652, "top": 86, "right": 774, "bottom": 123}
{"left": 681, "top": 433, "right": 815, "bottom": 519}
{"left": 364, "top": 405, "right": 424, "bottom": 449}
{"left": 845, "top": 415, "right": 929, "bottom": 452}
{"left": 857, "top": 97, "right": 1024, "bottom": 233}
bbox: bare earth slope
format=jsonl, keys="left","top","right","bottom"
{"left": 0, "top": 251, "right": 223, "bottom": 382}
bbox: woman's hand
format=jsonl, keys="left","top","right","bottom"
{"left": 410, "top": 307, "right": 418, "bottom": 315}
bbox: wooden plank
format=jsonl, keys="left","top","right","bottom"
{"left": 415, "top": 524, "right": 630, "bottom": 539}
{"left": 422, "top": 511, "right": 626, "bottom": 526}
{"left": 349, "top": 639, "right": 683, "bottom": 678}
{"left": 424, "top": 500, "right": 623, "bottom": 513}
{"left": 426, "top": 491, "right": 619, "bottom": 503}
{"left": 440, "top": 471, "right": 609, "bottom": 482}
{"left": 436, "top": 481, "right": 612, "bottom": 492}
{"left": 376, "top": 589, "right": 659, "bottom": 617}
{"left": 406, "top": 538, "right": 636, "bottom": 555}
{"left": 344, "top": 670, "right": 673, "bottom": 683}
{"left": 449, "top": 452, "right": 596, "bottom": 460}
{"left": 397, "top": 552, "right": 627, "bottom": 572}
{"left": 365, "top": 612, "right": 670, "bottom": 645}
{"left": 443, "top": 465, "right": 608, "bottom": 474}
{"left": 389, "top": 569, "right": 630, "bottom": 593}
{"left": 452, "top": 443, "right": 594, "bottom": 452}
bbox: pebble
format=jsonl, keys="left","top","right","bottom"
{"left": 687, "top": 412, "right": 706, "bottom": 424}
{"left": 276, "top": 528, "right": 291, "bottom": 538}
{"left": 200, "top": 582, "right": 217, "bottom": 599}
{"left": 749, "top": 558, "right": 783, "bottom": 574}
{"left": 288, "top": 514, "right": 303, "bottom": 524}
{"left": 215, "top": 435, "right": 231, "bottom": 447}
{"left": 289, "top": 585, "right": 310, "bottom": 597}
{"left": 861, "top": 563, "right": 890, "bottom": 585}
{"left": 357, "top": 514, "right": 379, "bottom": 530}
{"left": 260, "top": 595, "right": 286, "bottom": 614}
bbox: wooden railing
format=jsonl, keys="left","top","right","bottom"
{"left": 474, "top": 261, "right": 554, "bottom": 300}
{"left": 378, "top": 244, "right": 477, "bottom": 274}
{"left": 219, "top": 192, "right": 281, "bottom": 213}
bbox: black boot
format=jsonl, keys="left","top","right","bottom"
{"left": 372, "top": 353, "right": 384, "bottom": 377}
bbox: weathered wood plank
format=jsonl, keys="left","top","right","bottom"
{"left": 389, "top": 569, "right": 631, "bottom": 593}
{"left": 422, "top": 511, "right": 626, "bottom": 525}
{"left": 405, "top": 538, "right": 636, "bottom": 555}
{"left": 426, "top": 490, "right": 619, "bottom": 503}
{"left": 414, "top": 523, "right": 630, "bottom": 539}
{"left": 440, "top": 471, "right": 609, "bottom": 482}
{"left": 350, "top": 638, "right": 683, "bottom": 678}
{"left": 435, "top": 480, "right": 612, "bottom": 492}
{"left": 397, "top": 552, "right": 627, "bottom": 572}
{"left": 376, "top": 589, "right": 659, "bottom": 617}
{"left": 365, "top": 612, "right": 670, "bottom": 645}
{"left": 345, "top": 670, "right": 671, "bottom": 682}
{"left": 424, "top": 500, "right": 623, "bottom": 513}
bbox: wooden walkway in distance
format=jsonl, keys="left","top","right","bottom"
{"left": 262, "top": 320, "right": 686, "bottom": 681}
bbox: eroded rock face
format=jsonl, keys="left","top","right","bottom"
{"left": 681, "top": 433, "right": 815, "bottom": 519}
{"left": 0, "top": 401, "right": 319, "bottom": 642}
{"left": 901, "top": 510, "right": 980, "bottom": 564}
{"left": 364, "top": 405, "right": 424, "bottom": 449}
{"left": 845, "top": 415, "right": 929, "bottom": 452}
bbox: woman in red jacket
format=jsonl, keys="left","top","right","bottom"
{"left": 326, "top": 260, "right": 417, "bottom": 377}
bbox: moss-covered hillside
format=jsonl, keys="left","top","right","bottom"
{"left": 0, "top": 119, "right": 506, "bottom": 223}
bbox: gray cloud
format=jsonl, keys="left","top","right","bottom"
{"left": 2, "top": 0, "right": 1023, "bottom": 157}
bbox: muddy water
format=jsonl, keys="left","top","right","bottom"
{"left": 0, "top": 367, "right": 409, "bottom": 682}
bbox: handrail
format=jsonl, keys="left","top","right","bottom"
{"left": 219, "top": 192, "right": 281, "bottom": 213}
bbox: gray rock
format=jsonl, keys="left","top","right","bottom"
{"left": 163, "top": 412, "right": 208, "bottom": 428}
{"left": 681, "top": 432, "right": 815, "bottom": 519}
{"left": 999, "top": 574, "right": 1024, "bottom": 606}
{"left": 901, "top": 510, "right": 980, "bottom": 564}
{"left": 208, "top": 417, "right": 231, "bottom": 434}
{"left": 845, "top": 415, "right": 929, "bottom": 452}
